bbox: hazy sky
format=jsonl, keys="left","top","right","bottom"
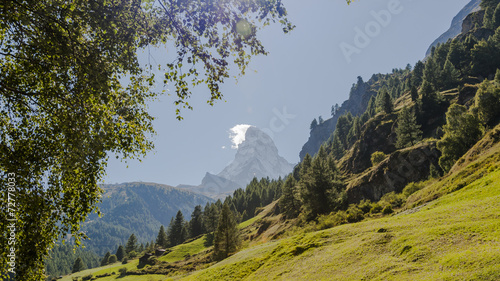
{"left": 103, "top": 0, "right": 472, "bottom": 186}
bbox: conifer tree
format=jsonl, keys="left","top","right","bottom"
{"left": 189, "top": 205, "right": 205, "bottom": 238}
{"left": 493, "top": 2, "right": 500, "bottom": 28}
{"left": 366, "top": 96, "right": 376, "bottom": 118}
{"left": 423, "top": 57, "right": 440, "bottom": 87}
{"left": 381, "top": 91, "right": 393, "bottom": 114}
{"left": 101, "top": 252, "right": 111, "bottom": 266}
{"left": 331, "top": 132, "right": 345, "bottom": 160}
{"left": 279, "top": 177, "right": 300, "bottom": 219}
{"left": 116, "top": 245, "right": 125, "bottom": 262}
{"left": 156, "top": 225, "right": 168, "bottom": 248}
{"left": 167, "top": 211, "right": 187, "bottom": 247}
{"left": 125, "top": 234, "right": 138, "bottom": 254}
{"left": 410, "top": 86, "right": 419, "bottom": 102}
{"left": 72, "top": 257, "right": 86, "bottom": 273}
{"left": 442, "top": 59, "right": 460, "bottom": 89}
{"left": 300, "top": 153, "right": 313, "bottom": 179}
{"left": 484, "top": 7, "right": 495, "bottom": 29}
{"left": 310, "top": 118, "right": 318, "bottom": 130}
{"left": 213, "top": 203, "right": 240, "bottom": 260}
{"left": 299, "top": 146, "right": 344, "bottom": 219}
{"left": 396, "top": 106, "right": 422, "bottom": 149}
{"left": 411, "top": 61, "right": 425, "bottom": 87}
{"left": 437, "top": 104, "right": 483, "bottom": 172}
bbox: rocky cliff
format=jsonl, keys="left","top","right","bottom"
{"left": 299, "top": 78, "right": 375, "bottom": 161}
{"left": 346, "top": 141, "right": 441, "bottom": 204}
{"left": 425, "top": 0, "right": 481, "bottom": 57}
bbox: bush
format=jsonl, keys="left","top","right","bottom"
{"left": 370, "top": 204, "right": 383, "bottom": 214}
{"left": 121, "top": 257, "right": 128, "bottom": 264}
{"left": 346, "top": 205, "right": 364, "bottom": 223}
{"left": 357, "top": 199, "right": 373, "bottom": 214}
{"left": 128, "top": 251, "right": 137, "bottom": 258}
{"left": 107, "top": 254, "right": 117, "bottom": 264}
{"left": 81, "top": 275, "right": 93, "bottom": 281}
{"left": 382, "top": 205, "right": 393, "bottom": 214}
{"left": 371, "top": 151, "right": 387, "bottom": 167}
{"left": 402, "top": 182, "right": 425, "bottom": 197}
{"left": 380, "top": 192, "right": 405, "bottom": 208}
{"left": 118, "top": 267, "right": 127, "bottom": 277}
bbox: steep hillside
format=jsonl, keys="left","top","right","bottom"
{"left": 82, "top": 182, "right": 212, "bottom": 255}
{"left": 178, "top": 141, "right": 500, "bottom": 281}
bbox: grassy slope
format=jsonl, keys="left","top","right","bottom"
{"left": 178, "top": 148, "right": 500, "bottom": 281}
{"left": 60, "top": 210, "right": 269, "bottom": 280}
{"left": 158, "top": 235, "right": 209, "bottom": 263}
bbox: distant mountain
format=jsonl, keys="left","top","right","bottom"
{"left": 425, "top": 0, "right": 481, "bottom": 57}
{"left": 179, "top": 126, "right": 294, "bottom": 198}
{"left": 218, "top": 126, "right": 294, "bottom": 186}
{"left": 82, "top": 182, "right": 212, "bottom": 255}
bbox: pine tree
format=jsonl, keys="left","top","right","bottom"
{"left": 299, "top": 146, "right": 344, "bottom": 219}
{"left": 396, "top": 106, "right": 422, "bottom": 149}
{"left": 437, "top": 104, "right": 483, "bottom": 172}
{"left": 442, "top": 59, "right": 460, "bottom": 89}
{"left": 189, "top": 205, "right": 205, "bottom": 238}
{"left": 101, "top": 252, "right": 111, "bottom": 266}
{"left": 156, "top": 225, "right": 168, "bottom": 248}
{"left": 213, "top": 203, "right": 240, "bottom": 260}
{"left": 203, "top": 203, "right": 220, "bottom": 233}
{"left": 496, "top": 69, "right": 500, "bottom": 84}
{"left": 411, "top": 61, "right": 425, "bottom": 87}
{"left": 167, "top": 210, "right": 187, "bottom": 247}
{"left": 423, "top": 57, "right": 440, "bottom": 87}
{"left": 366, "top": 96, "right": 376, "bottom": 117}
{"left": 125, "top": 234, "right": 138, "bottom": 254}
{"left": 72, "top": 257, "right": 86, "bottom": 273}
{"left": 381, "top": 91, "right": 393, "bottom": 114}
{"left": 138, "top": 243, "right": 144, "bottom": 253}
{"left": 493, "top": 2, "right": 500, "bottom": 28}
{"left": 115, "top": 245, "right": 125, "bottom": 262}
{"left": 331, "top": 131, "right": 345, "bottom": 160}
{"left": 410, "top": 86, "right": 419, "bottom": 102}
{"left": 279, "top": 176, "right": 300, "bottom": 219}
{"left": 310, "top": 118, "right": 318, "bottom": 130}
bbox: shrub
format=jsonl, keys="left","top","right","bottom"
{"left": 107, "top": 254, "right": 117, "bottom": 264}
{"left": 380, "top": 192, "right": 405, "bottom": 208}
{"left": 346, "top": 205, "right": 364, "bottom": 223}
{"left": 147, "top": 256, "right": 158, "bottom": 265}
{"left": 81, "top": 275, "right": 93, "bottom": 281}
{"left": 382, "top": 205, "right": 393, "bottom": 214}
{"left": 358, "top": 199, "right": 373, "bottom": 214}
{"left": 128, "top": 251, "right": 137, "bottom": 258}
{"left": 370, "top": 204, "right": 383, "bottom": 214}
{"left": 118, "top": 267, "right": 127, "bottom": 277}
{"left": 402, "top": 182, "right": 425, "bottom": 197}
{"left": 371, "top": 151, "right": 387, "bottom": 167}
{"left": 121, "top": 257, "right": 128, "bottom": 264}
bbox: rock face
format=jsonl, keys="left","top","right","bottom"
{"left": 340, "top": 113, "right": 397, "bottom": 175}
{"left": 299, "top": 78, "right": 374, "bottom": 161}
{"left": 218, "top": 126, "right": 294, "bottom": 187}
{"left": 425, "top": 0, "right": 481, "bottom": 57}
{"left": 346, "top": 142, "right": 441, "bottom": 204}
